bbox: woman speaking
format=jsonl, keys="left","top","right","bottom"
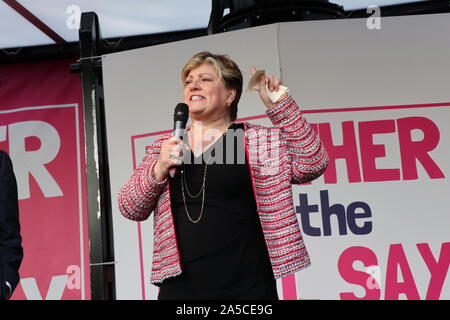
{"left": 118, "top": 51, "right": 328, "bottom": 300}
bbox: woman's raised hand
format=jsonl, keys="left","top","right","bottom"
{"left": 251, "top": 66, "right": 288, "bottom": 109}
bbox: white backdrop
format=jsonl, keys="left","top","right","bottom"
{"left": 102, "top": 13, "right": 450, "bottom": 300}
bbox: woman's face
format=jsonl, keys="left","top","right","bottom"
{"left": 183, "top": 63, "right": 233, "bottom": 122}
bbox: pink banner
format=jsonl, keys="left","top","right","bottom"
{"left": 0, "top": 60, "right": 90, "bottom": 300}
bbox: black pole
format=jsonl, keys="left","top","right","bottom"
{"left": 77, "top": 11, "right": 115, "bottom": 300}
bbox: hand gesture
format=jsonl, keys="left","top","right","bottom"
{"left": 251, "top": 66, "right": 288, "bottom": 108}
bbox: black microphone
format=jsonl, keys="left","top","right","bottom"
{"left": 170, "top": 103, "right": 189, "bottom": 178}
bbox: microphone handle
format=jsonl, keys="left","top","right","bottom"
{"left": 170, "top": 122, "right": 186, "bottom": 178}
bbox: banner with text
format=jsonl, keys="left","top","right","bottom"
{"left": 103, "top": 15, "right": 450, "bottom": 299}
{"left": 0, "top": 60, "right": 90, "bottom": 300}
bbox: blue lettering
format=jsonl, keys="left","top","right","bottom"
{"left": 296, "top": 190, "right": 373, "bottom": 236}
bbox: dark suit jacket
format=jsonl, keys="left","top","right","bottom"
{"left": 0, "top": 150, "right": 23, "bottom": 299}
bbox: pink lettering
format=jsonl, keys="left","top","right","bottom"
{"left": 307, "top": 117, "right": 445, "bottom": 184}
{"left": 417, "top": 242, "right": 450, "bottom": 300}
{"left": 319, "top": 121, "right": 361, "bottom": 184}
{"left": 281, "top": 274, "right": 297, "bottom": 300}
{"left": 338, "top": 246, "right": 380, "bottom": 300}
{"left": 397, "top": 117, "right": 445, "bottom": 180}
{"left": 385, "top": 244, "right": 420, "bottom": 300}
{"left": 359, "top": 120, "right": 400, "bottom": 182}
{"left": 339, "top": 243, "right": 450, "bottom": 300}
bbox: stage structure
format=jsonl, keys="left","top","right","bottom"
{"left": 71, "top": 1, "right": 450, "bottom": 300}
{"left": 71, "top": 13, "right": 115, "bottom": 300}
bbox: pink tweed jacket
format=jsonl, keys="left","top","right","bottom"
{"left": 118, "top": 96, "right": 328, "bottom": 285}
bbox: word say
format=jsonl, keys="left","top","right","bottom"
{"left": 338, "top": 242, "right": 450, "bottom": 300}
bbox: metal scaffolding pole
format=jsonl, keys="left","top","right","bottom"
{"left": 76, "top": 11, "right": 116, "bottom": 300}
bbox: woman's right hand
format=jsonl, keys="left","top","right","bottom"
{"left": 153, "top": 137, "right": 184, "bottom": 182}
{"left": 251, "top": 66, "right": 287, "bottom": 109}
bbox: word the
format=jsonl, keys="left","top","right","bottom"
{"left": 296, "top": 190, "right": 372, "bottom": 236}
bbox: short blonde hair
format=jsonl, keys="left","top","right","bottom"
{"left": 181, "top": 51, "right": 243, "bottom": 121}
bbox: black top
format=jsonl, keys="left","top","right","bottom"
{"left": 159, "top": 123, "right": 278, "bottom": 300}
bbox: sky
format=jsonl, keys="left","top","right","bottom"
{"left": 0, "top": 0, "right": 421, "bottom": 49}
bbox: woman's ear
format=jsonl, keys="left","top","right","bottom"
{"left": 227, "top": 88, "right": 236, "bottom": 105}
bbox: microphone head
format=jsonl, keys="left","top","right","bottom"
{"left": 174, "top": 103, "right": 189, "bottom": 123}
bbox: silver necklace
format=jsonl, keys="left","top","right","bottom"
{"left": 181, "top": 128, "right": 228, "bottom": 224}
{"left": 180, "top": 160, "right": 209, "bottom": 224}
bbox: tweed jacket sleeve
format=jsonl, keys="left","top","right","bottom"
{"left": 265, "top": 95, "right": 329, "bottom": 184}
{"left": 118, "top": 134, "right": 170, "bottom": 221}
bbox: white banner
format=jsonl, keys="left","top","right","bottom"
{"left": 103, "top": 13, "right": 450, "bottom": 299}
